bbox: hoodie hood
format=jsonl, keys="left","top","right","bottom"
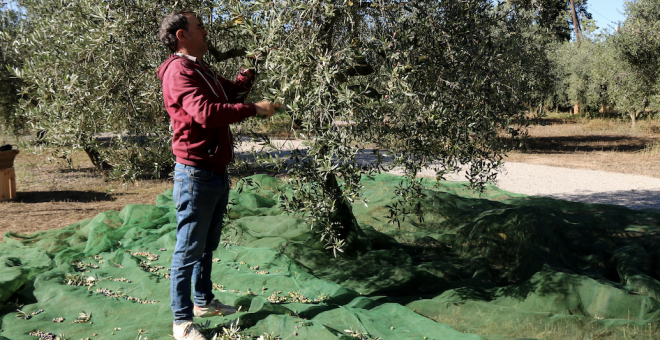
{"left": 157, "top": 54, "right": 183, "bottom": 81}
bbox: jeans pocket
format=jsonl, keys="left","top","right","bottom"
{"left": 190, "top": 168, "right": 214, "bottom": 181}
{"left": 173, "top": 178, "right": 183, "bottom": 208}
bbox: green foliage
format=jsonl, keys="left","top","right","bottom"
{"left": 498, "top": 2, "right": 562, "bottom": 111}
{"left": 546, "top": 0, "right": 660, "bottom": 125}
{"left": 612, "top": 0, "right": 660, "bottom": 124}
{"left": 617, "top": 0, "right": 660, "bottom": 89}
{"left": 11, "top": 0, "right": 548, "bottom": 253}
{"left": 10, "top": 0, "right": 218, "bottom": 179}
{"left": 506, "top": 0, "right": 592, "bottom": 42}
{"left": 0, "top": 2, "right": 26, "bottom": 135}
{"left": 547, "top": 39, "right": 613, "bottom": 112}
{"left": 214, "top": 0, "right": 545, "bottom": 253}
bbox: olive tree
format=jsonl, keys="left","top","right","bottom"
{"left": 495, "top": 0, "right": 593, "bottom": 115}
{"left": 211, "top": 0, "right": 544, "bottom": 254}
{"left": 505, "top": 0, "right": 592, "bottom": 42}
{"left": 11, "top": 0, "right": 219, "bottom": 178}
{"left": 0, "top": 2, "right": 25, "bottom": 136}
{"left": 13, "top": 0, "right": 545, "bottom": 254}
{"left": 547, "top": 36, "right": 617, "bottom": 115}
{"left": 611, "top": 0, "right": 660, "bottom": 127}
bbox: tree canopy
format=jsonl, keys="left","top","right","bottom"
{"left": 544, "top": 0, "right": 660, "bottom": 126}
{"left": 506, "top": 0, "right": 591, "bottom": 41}
{"left": 207, "top": 0, "right": 547, "bottom": 252}
{"left": 613, "top": 0, "right": 660, "bottom": 125}
{"left": 10, "top": 0, "right": 211, "bottom": 177}
{"left": 8, "top": 0, "right": 572, "bottom": 252}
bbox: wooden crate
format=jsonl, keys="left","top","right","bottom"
{"left": 0, "top": 150, "right": 19, "bottom": 169}
{"left": 0, "top": 167, "right": 16, "bottom": 201}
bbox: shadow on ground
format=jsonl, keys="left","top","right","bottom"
{"left": 15, "top": 191, "right": 115, "bottom": 203}
{"left": 56, "top": 167, "right": 97, "bottom": 174}
{"left": 523, "top": 135, "right": 654, "bottom": 153}
{"left": 549, "top": 189, "right": 660, "bottom": 211}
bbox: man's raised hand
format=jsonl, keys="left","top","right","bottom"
{"left": 255, "top": 101, "right": 283, "bottom": 119}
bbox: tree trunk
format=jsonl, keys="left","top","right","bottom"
{"left": 84, "top": 146, "right": 112, "bottom": 171}
{"left": 35, "top": 130, "right": 47, "bottom": 145}
{"left": 569, "top": 0, "right": 581, "bottom": 48}
{"left": 631, "top": 97, "right": 649, "bottom": 129}
{"left": 570, "top": 0, "right": 581, "bottom": 115}
{"left": 323, "top": 172, "right": 372, "bottom": 257}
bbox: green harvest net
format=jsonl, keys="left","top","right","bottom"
{"left": 2, "top": 173, "right": 660, "bottom": 340}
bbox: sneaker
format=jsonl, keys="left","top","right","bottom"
{"left": 193, "top": 299, "right": 239, "bottom": 318}
{"left": 173, "top": 321, "right": 207, "bottom": 340}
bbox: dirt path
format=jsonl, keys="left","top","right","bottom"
{"left": 455, "top": 162, "right": 660, "bottom": 210}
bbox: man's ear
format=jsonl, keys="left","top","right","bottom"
{"left": 175, "top": 29, "right": 187, "bottom": 43}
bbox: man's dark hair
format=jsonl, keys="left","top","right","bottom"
{"left": 159, "top": 10, "right": 194, "bottom": 53}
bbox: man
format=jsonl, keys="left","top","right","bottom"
{"left": 157, "top": 10, "right": 281, "bottom": 340}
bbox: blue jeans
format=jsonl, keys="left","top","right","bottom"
{"left": 170, "top": 163, "right": 230, "bottom": 323}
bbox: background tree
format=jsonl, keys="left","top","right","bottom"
{"left": 11, "top": 0, "right": 222, "bottom": 178}
{"left": 0, "top": 1, "right": 26, "bottom": 137}
{"left": 499, "top": 0, "right": 592, "bottom": 115}
{"left": 611, "top": 0, "right": 660, "bottom": 128}
{"left": 506, "top": 0, "right": 591, "bottom": 42}
{"left": 545, "top": 0, "right": 660, "bottom": 127}
{"left": 546, "top": 35, "right": 617, "bottom": 115}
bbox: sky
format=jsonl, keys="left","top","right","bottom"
{"left": 588, "top": 0, "right": 628, "bottom": 34}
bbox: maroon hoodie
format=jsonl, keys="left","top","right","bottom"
{"left": 157, "top": 54, "right": 257, "bottom": 174}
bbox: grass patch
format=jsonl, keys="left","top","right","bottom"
{"left": 435, "top": 308, "right": 660, "bottom": 339}
{"left": 639, "top": 141, "right": 660, "bottom": 156}
{"left": 536, "top": 111, "right": 660, "bottom": 136}
{"left": 505, "top": 111, "right": 660, "bottom": 178}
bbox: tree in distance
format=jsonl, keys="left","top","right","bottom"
{"left": 545, "top": 0, "right": 660, "bottom": 127}
{"left": 611, "top": 0, "right": 660, "bottom": 128}
{"left": 0, "top": 2, "right": 26, "bottom": 136}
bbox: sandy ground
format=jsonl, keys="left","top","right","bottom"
{"left": 440, "top": 162, "right": 660, "bottom": 210}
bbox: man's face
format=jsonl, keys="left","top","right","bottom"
{"left": 179, "top": 14, "right": 208, "bottom": 56}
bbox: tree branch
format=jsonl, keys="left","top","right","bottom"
{"left": 348, "top": 85, "right": 382, "bottom": 99}
{"left": 208, "top": 45, "right": 247, "bottom": 62}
